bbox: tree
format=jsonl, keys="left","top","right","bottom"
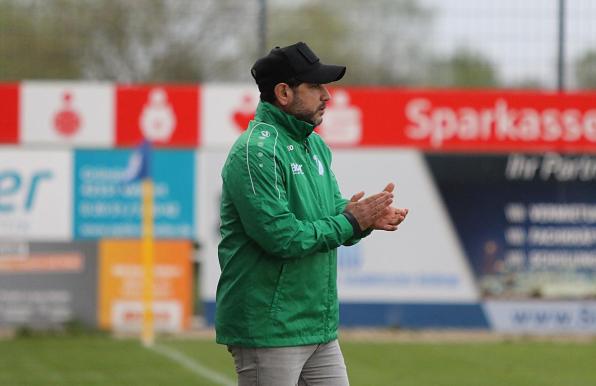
{"left": 347, "top": 0, "right": 436, "bottom": 85}
{"left": 427, "top": 47, "right": 500, "bottom": 88}
{"left": 0, "top": 0, "right": 259, "bottom": 82}
{"left": 0, "top": 0, "right": 437, "bottom": 84}
{"left": 75, "top": 0, "right": 260, "bottom": 82}
{"left": 574, "top": 50, "right": 596, "bottom": 89}
{"left": 0, "top": 0, "right": 82, "bottom": 79}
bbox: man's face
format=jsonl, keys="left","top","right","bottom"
{"left": 286, "top": 83, "right": 331, "bottom": 126}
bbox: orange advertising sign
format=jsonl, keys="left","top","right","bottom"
{"left": 98, "top": 239, "right": 192, "bottom": 332}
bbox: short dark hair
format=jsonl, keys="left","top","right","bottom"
{"left": 259, "top": 77, "right": 303, "bottom": 104}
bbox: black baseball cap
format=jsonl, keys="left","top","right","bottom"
{"left": 251, "top": 42, "right": 346, "bottom": 89}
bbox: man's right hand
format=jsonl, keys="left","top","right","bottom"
{"left": 344, "top": 191, "right": 393, "bottom": 231}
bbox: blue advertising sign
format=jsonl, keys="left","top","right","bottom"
{"left": 74, "top": 149, "right": 195, "bottom": 239}
{"left": 425, "top": 152, "right": 596, "bottom": 301}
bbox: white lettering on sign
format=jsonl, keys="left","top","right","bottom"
{"left": 405, "top": 98, "right": 596, "bottom": 148}
{"left": 505, "top": 153, "right": 596, "bottom": 181}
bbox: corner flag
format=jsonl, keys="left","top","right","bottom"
{"left": 124, "top": 140, "right": 155, "bottom": 346}
{"left": 123, "top": 140, "right": 151, "bottom": 182}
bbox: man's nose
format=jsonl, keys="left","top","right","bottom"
{"left": 321, "top": 85, "right": 331, "bottom": 101}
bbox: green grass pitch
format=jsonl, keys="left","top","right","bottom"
{"left": 1, "top": 334, "right": 595, "bottom": 386}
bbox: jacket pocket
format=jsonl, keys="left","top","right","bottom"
{"left": 268, "top": 263, "right": 287, "bottom": 319}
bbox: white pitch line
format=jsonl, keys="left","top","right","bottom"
{"left": 148, "top": 343, "right": 235, "bottom": 386}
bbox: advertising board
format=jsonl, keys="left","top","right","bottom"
{"left": 98, "top": 239, "right": 192, "bottom": 332}
{"left": 200, "top": 84, "right": 259, "bottom": 149}
{"left": 426, "top": 152, "right": 596, "bottom": 302}
{"left": 333, "top": 150, "right": 479, "bottom": 302}
{"left": 0, "top": 149, "right": 72, "bottom": 240}
{"left": 74, "top": 149, "right": 195, "bottom": 239}
{"left": 116, "top": 85, "right": 199, "bottom": 147}
{"left": 20, "top": 82, "right": 114, "bottom": 146}
{"left": 322, "top": 89, "right": 596, "bottom": 152}
{"left": 0, "top": 241, "right": 98, "bottom": 328}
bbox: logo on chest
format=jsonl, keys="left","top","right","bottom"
{"left": 291, "top": 163, "right": 304, "bottom": 175}
{"left": 313, "top": 155, "right": 325, "bottom": 176}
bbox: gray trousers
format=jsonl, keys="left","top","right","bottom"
{"left": 227, "top": 339, "right": 349, "bottom": 386}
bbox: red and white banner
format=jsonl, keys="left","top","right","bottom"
{"left": 324, "top": 88, "right": 596, "bottom": 152}
{"left": 3, "top": 82, "right": 596, "bottom": 152}
{"left": 0, "top": 84, "right": 19, "bottom": 144}
{"left": 19, "top": 82, "right": 114, "bottom": 146}
{"left": 115, "top": 85, "right": 199, "bottom": 147}
{"left": 200, "top": 84, "right": 259, "bottom": 149}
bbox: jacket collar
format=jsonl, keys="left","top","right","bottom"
{"left": 254, "top": 101, "right": 315, "bottom": 142}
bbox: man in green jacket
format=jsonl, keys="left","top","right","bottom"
{"left": 216, "top": 42, "right": 408, "bottom": 386}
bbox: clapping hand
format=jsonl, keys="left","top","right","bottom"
{"left": 347, "top": 183, "right": 408, "bottom": 232}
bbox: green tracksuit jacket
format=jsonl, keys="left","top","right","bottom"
{"left": 216, "top": 101, "right": 366, "bottom": 347}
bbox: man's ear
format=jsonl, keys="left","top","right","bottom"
{"left": 274, "top": 83, "right": 293, "bottom": 106}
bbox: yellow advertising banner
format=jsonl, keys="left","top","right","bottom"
{"left": 98, "top": 240, "right": 192, "bottom": 332}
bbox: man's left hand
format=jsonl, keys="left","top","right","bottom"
{"left": 373, "top": 206, "right": 408, "bottom": 231}
{"left": 347, "top": 183, "right": 409, "bottom": 232}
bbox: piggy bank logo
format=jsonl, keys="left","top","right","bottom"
{"left": 53, "top": 92, "right": 82, "bottom": 137}
{"left": 319, "top": 90, "right": 362, "bottom": 146}
{"left": 140, "top": 88, "right": 176, "bottom": 142}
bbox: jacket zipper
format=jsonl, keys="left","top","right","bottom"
{"left": 304, "top": 138, "right": 331, "bottom": 337}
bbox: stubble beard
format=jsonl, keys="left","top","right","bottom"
{"left": 288, "top": 97, "right": 324, "bottom": 127}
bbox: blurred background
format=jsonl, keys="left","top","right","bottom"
{"left": 1, "top": 1, "right": 596, "bottom": 385}
{"left": 1, "top": 0, "right": 595, "bottom": 89}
